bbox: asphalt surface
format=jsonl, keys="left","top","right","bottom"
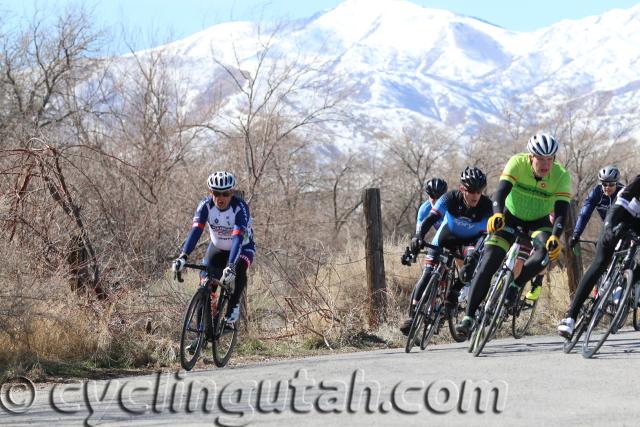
{"left": 2, "top": 329, "right": 640, "bottom": 426}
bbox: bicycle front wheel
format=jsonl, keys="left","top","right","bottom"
{"left": 405, "top": 277, "right": 436, "bottom": 353}
{"left": 563, "top": 298, "right": 593, "bottom": 354}
{"left": 582, "top": 269, "right": 631, "bottom": 358}
{"left": 211, "top": 290, "right": 239, "bottom": 367}
{"left": 473, "top": 270, "right": 509, "bottom": 357}
{"left": 634, "top": 286, "right": 640, "bottom": 331}
{"left": 180, "top": 288, "right": 207, "bottom": 371}
{"left": 419, "top": 283, "right": 441, "bottom": 350}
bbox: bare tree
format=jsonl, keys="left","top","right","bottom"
{"left": 375, "top": 121, "right": 456, "bottom": 236}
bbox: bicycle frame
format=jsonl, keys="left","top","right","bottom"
{"left": 470, "top": 225, "right": 535, "bottom": 356}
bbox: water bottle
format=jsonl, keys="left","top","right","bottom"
{"left": 459, "top": 284, "right": 470, "bottom": 303}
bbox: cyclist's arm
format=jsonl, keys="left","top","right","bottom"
{"left": 415, "top": 201, "right": 431, "bottom": 235}
{"left": 418, "top": 192, "right": 449, "bottom": 240}
{"left": 227, "top": 199, "right": 250, "bottom": 266}
{"left": 181, "top": 199, "right": 209, "bottom": 256}
{"left": 418, "top": 211, "right": 443, "bottom": 240}
{"left": 551, "top": 168, "right": 572, "bottom": 238}
{"left": 491, "top": 179, "right": 513, "bottom": 214}
{"left": 552, "top": 200, "right": 570, "bottom": 237}
{"left": 573, "top": 187, "right": 599, "bottom": 238}
{"left": 492, "top": 155, "right": 523, "bottom": 214}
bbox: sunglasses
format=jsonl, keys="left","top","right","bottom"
{"left": 212, "top": 190, "right": 232, "bottom": 197}
{"left": 601, "top": 182, "right": 616, "bottom": 188}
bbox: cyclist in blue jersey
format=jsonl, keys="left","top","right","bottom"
{"left": 400, "top": 167, "right": 491, "bottom": 335}
{"left": 569, "top": 165, "right": 624, "bottom": 250}
{"left": 416, "top": 178, "right": 448, "bottom": 235}
{"left": 172, "top": 171, "right": 255, "bottom": 325}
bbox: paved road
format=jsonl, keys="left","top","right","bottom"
{"left": 3, "top": 330, "right": 640, "bottom": 426}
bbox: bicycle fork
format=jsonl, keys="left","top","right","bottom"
{"left": 485, "top": 243, "right": 519, "bottom": 314}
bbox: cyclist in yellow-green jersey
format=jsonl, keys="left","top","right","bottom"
{"left": 456, "top": 134, "right": 572, "bottom": 339}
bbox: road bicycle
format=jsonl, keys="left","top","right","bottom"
{"left": 582, "top": 228, "right": 640, "bottom": 358}
{"left": 469, "top": 225, "right": 536, "bottom": 356}
{"left": 175, "top": 263, "right": 239, "bottom": 370}
{"left": 401, "top": 243, "right": 463, "bottom": 352}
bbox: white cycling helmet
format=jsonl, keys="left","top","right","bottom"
{"left": 207, "top": 171, "right": 236, "bottom": 191}
{"left": 598, "top": 165, "right": 620, "bottom": 183}
{"left": 527, "top": 133, "right": 558, "bottom": 157}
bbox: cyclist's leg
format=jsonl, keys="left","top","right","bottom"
{"left": 409, "top": 248, "right": 438, "bottom": 306}
{"left": 201, "top": 245, "right": 228, "bottom": 338}
{"left": 459, "top": 234, "right": 486, "bottom": 285}
{"left": 228, "top": 251, "right": 253, "bottom": 312}
{"left": 409, "top": 225, "right": 450, "bottom": 306}
{"left": 513, "top": 240, "right": 532, "bottom": 280}
{"left": 565, "top": 216, "right": 622, "bottom": 320}
{"left": 464, "top": 229, "right": 513, "bottom": 318}
{"left": 439, "top": 232, "right": 476, "bottom": 306}
{"left": 202, "top": 243, "right": 228, "bottom": 283}
{"left": 514, "top": 229, "right": 551, "bottom": 288}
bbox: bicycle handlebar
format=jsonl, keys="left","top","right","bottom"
{"left": 502, "top": 225, "right": 532, "bottom": 242}
{"left": 400, "top": 242, "right": 464, "bottom": 266}
{"left": 424, "top": 243, "right": 465, "bottom": 260}
{"left": 174, "top": 263, "right": 207, "bottom": 283}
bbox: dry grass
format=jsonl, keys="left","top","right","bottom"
{"left": 0, "top": 237, "right": 575, "bottom": 380}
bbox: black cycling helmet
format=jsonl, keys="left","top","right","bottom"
{"left": 460, "top": 166, "right": 487, "bottom": 192}
{"left": 425, "top": 178, "right": 448, "bottom": 199}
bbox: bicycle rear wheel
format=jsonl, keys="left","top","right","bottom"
{"left": 582, "top": 270, "right": 631, "bottom": 358}
{"left": 512, "top": 286, "right": 539, "bottom": 339}
{"left": 180, "top": 288, "right": 207, "bottom": 371}
{"left": 211, "top": 290, "right": 239, "bottom": 367}
{"left": 472, "top": 270, "right": 510, "bottom": 357}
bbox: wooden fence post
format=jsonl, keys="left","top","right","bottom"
{"left": 563, "top": 199, "right": 582, "bottom": 297}
{"left": 363, "top": 188, "right": 387, "bottom": 327}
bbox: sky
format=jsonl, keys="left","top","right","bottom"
{"left": 1, "top": 0, "right": 639, "bottom": 54}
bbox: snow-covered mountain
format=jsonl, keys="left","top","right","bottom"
{"left": 132, "top": 0, "right": 640, "bottom": 143}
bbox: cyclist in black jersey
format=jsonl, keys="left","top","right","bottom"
{"left": 559, "top": 174, "right": 640, "bottom": 337}
{"left": 400, "top": 167, "right": 492, "bottom": 335}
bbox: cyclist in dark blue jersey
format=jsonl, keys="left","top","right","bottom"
{"left": 400, "top": 167, "right": 492, "bottom": 335}
{"left": 173, "top": 171, "right": 255, "bottom": 325}
{"left": 569, "top": 165, "right": 624, "bottom": 249}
